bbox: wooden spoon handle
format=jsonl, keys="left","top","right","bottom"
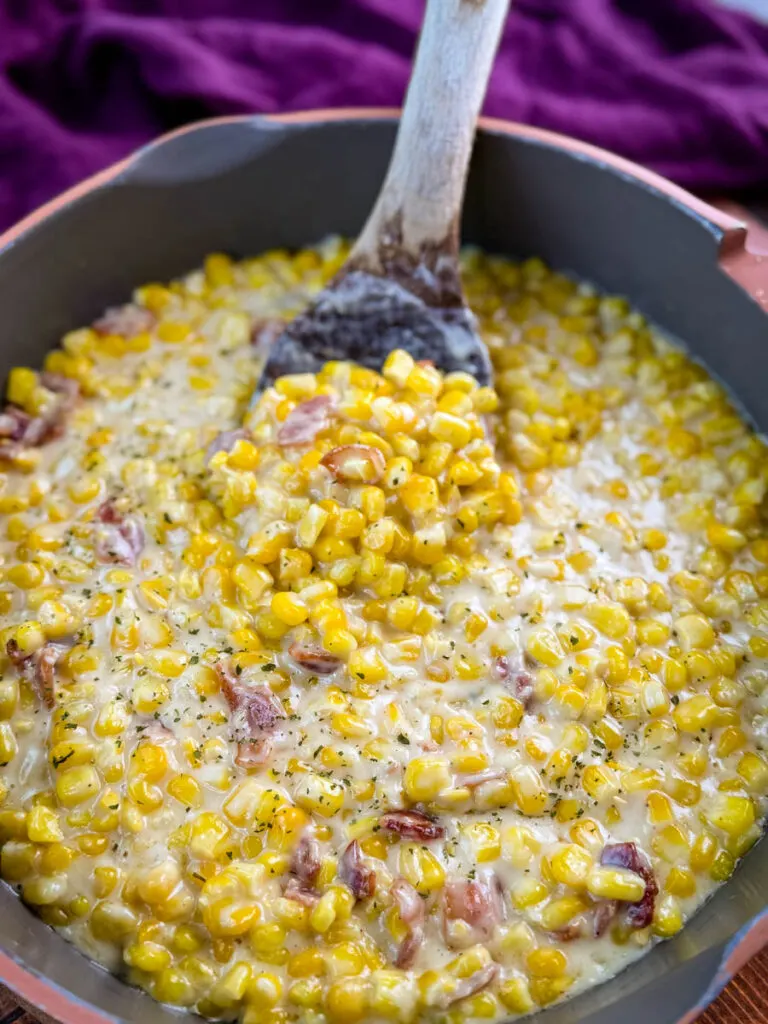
{"left": 350, "top": 0, "right": 511, "bottom": 269}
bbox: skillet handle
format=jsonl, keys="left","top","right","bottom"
{"left": 713, "top": 202, "right": 768, "bottom": 315}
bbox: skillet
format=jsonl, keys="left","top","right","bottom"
{"left": 0, "top": 109, "right": 766, "bottom": 1024}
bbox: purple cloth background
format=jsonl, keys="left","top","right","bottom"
{"left": 1, "top": 0, "right": 768, "bottom": 233}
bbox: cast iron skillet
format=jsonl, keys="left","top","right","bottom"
{"left": 0, "top": 111, "right": 767, "bottom": 1024}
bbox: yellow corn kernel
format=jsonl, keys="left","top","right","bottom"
{"left": 55, "top": 766, "right": 99, "bottom": 807}
{"left": 429, "top": 411, "right": 471, "bottom": 449}
{"left": 325, "top": 976, "right": 369, "bottom": 1024}
{"left": 288, "top": 948, "right": 326, "bottom": 978}
{"left": 0, "top": 722, "right": 18, "bottom": 767}
{"left": 737, "top": 752, "right": 768, "bottom": 791}
{"left": 549, "top": 844, "right": 593, "bottom": 888}
{"left": 673, "top": 694, "right": 719, "bottom": 733}
{"left": 403, "top": 756, "right": 451, "bottom": 803}
{"left": 647, "top": 792, "right": 674, "bottom": 824}
{"left": 605, "top": 645, "right": 629, "bottom": 685}
{"left": 582, "top": 764, "right": 619, "bottom": 802}
{"left": 525, "top": 627, "right": 564, "bottom": 667}
{"left": 27, "top": 805, "right": 63, "bottom": 844}
{"left": 652, "top": 894, "right": 684, "bottom": 938}
{"left": 132, "top": 680, "right": 169, "bottom": 714}
{"left": 189, "top": 812, "right": 231, "bottom": 860}
{"left": 707, "top": 794, "right": 755, "bottom": 837}
{"left": 462, "top": 822, "right": 501, "bottom": 863}
{"left": 138, "top": 860, "right": 181, "bottom": 905}
{"left": 125, "top": 941, "right": 172, "bottom": 974}
{"left": 674, "top": 613, "right": 715, "bottom": 651}
{"left": 309, "top": 890, "right": 338, "bottom": 934}
{"left": 93, "top": 867, "right": 119, "bottom": 898}
{"left": 499, "top": 976, "right": 534, "bottom": 1014}
{"left": 526, "top": 948, "right": 568, "bottom": 979}
{"left": 540, "top": 896, "right": 589, "bottom": 932}
{"left": 294, "top": 773, "right": 345, "bottom": 818}
{"left": 652, "top": 824, "right": 690, "bottom": 863}
{"left": 398, "top": 844, "right": 445, "bottom": 894}
{"left": 12, "top": 619, "right": 45, "bottom": 655}
{"left": 586, "top": 866, "right": 646, "bottom": 902}
{"left": 347, "top": 646, "right": 387, "bottom": 685}
{"left": 268, "top": 806, "right": 309, "bottom": 854}
{"left": 510, "top": 765, "right": 548, "bottom": 817}
{"left": 586, "top": 603, "right": 631, "bottom": 639}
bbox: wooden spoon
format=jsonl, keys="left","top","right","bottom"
{"left": 258, "top": 0, "right": 511, "bottom": 390}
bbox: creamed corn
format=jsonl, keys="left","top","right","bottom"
{"left": 0, "top": 239, "right": 764, "bottom": 1023}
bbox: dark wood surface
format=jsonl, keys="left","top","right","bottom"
{"left": 0, "top": 948, "right": 767, "bottom": 1024}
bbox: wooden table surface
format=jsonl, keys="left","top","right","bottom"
{"left": 0, "top": 946, "right": 767, "bottom": 1024}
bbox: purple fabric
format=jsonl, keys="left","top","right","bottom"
{"left": 1, "top": 0, "right": 767, "bottom": 232}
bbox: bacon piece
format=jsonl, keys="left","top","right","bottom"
{"left": 280, "top": 831, "right": 322, "bottom": 905}
{"left": 277, "top": 395, "right": 336, "bottom": 448}
{"left": 380, "top": 809, "right": 445, "bottom": 842}
{"left": 93, "top": 303, "right": 155, "bottom": 337}
{"left": 442, "top": 876, "right": 505, "bottom": 947}
{"left": 434, "top": 963, "right": 499, "bottom": 1009}
{"left": 288, "top": 642, "right": 342, "bottom": 676}
{"left": 291, "top": 832, "right": 322, "bottom": 888}
{"left": 593, "top": 899, "right": 619, "bottom": 937}
{"left": 6, "top": 638, "right": 73, "bottom": 709}
{"left": 339, "top": 840, "right": 376, "bottom": 901}
{"left": 282, "top": 877, "right": 320, "bottom": 908}
{"left": 216, "top": 661, "right": 286, "bottom": 752}
{"left": 601, "top": 842, "right": 658, "bottom": 930}
{"left": 206, "top": 428, "right": 250, "bottom": 461}
{"left": 321, "top": 444, "right": 386, "bottom": 483}
{"left": 493, "top": 655, "right": 534, "bottom": 709}
{"left": 0, "top": 373, "right": 81, "bottom": 460}
{"left": 391, "top": 878, "right": 425, "bottom": 969}
{"left": 94, "top": 499, "right": 145, "bottom": 565}
{"left": 0, "top": 408, "right": 34, "bottom": 442}
{"left": 39, "top": 373, "right": 80, "bottom": 401}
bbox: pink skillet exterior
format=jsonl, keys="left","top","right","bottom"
{"left": 0, "top": 109, "right": 765, "bottom": 1023}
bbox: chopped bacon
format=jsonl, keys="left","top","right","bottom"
{"left": 442, "top": 876, "right": 505, "bottom": 947}
{"left": 0, "top": 373, "right": 81, "bottom": 462}
{"left": 381, "top": 809, "right": 445, "bottom": 841}
{"left": 391, "top": 878, "right": 425, "bottom": 969}
{"left": 593, "top": 899, "right": 619, "bottom": 937}
{"left": 321, "top": 444, "right": 385, "bottom": 483}
{"left": 94, "top": 499, "right": 145, "bottom": 565}
{"left": 6, "top": 638, "right": 73, "bottom": 709}
{"left": 290, "top": 832, "right": 322, "bottom": 888}
{"left": 493, "top": 655, "right": 534, "bottom": 709}
{"left": 434, "top": 963, "right": 499, "bottom": 1009}
{"left": 339, "top": 840, "right": 376, "bottom": 900}
{"left": 206, "top": 428, "right": 250, "bottom": 461}
{"left": 93, "top": 303, "right": 155, "bottom": 337}
{"left": 282, "top": 877, "right": 320, "bottom": 907}
{"left": 39, "top": 373, "right": 80, "bottom": 401}
{"left": 216, "top": 661, "right": 286, "bottom": 753}
{"left": 281, "top": 831, "right": 322, "bottom": 905}
{"left": 288, "top": 642, "right": 342, "bottom": 676}
{"left": 277, "top": 395, "right": 336, "bottom": 447}
{"left": 601, "top": 842, "right": 657, "bottom": 930}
